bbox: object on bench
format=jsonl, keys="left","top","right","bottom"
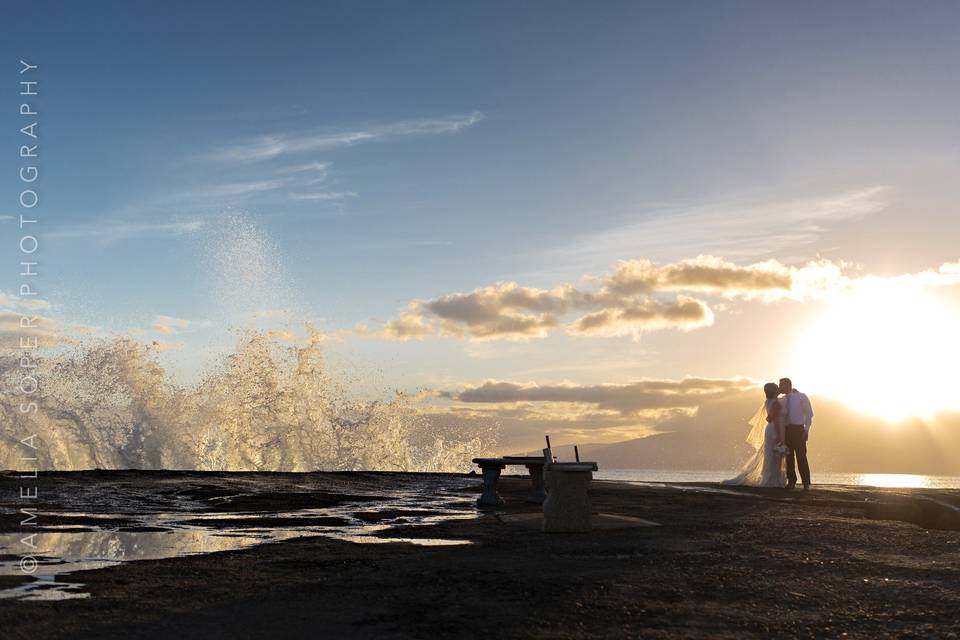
{"left": 471, "top": 457, "right": 549, "bottom": 506}
{"left": 542, "top": 462, "right": 599, "bottom": 533}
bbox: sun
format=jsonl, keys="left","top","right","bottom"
{"left": 790, "top": 279, "right": 960, "bottom": 420}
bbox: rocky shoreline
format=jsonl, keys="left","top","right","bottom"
{"left": 1, "top": 471, "right": 959, "bottom": 638}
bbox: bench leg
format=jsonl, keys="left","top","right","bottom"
{"left": 477, "top": 465, "right": 505, "bottom": 507}
{"left": 525, "top": 465, "right": 547, "bottom": 504}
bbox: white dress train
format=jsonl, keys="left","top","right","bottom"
{"left": 722, "top": 398, "right": 787, "bottom": 488}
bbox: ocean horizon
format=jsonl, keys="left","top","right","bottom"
{"left": 594, "top": 468, "right": 960, "bottom": 489}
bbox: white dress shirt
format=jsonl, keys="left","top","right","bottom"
{"left": 783, "top": 390, "right": 814, "bottom": 433}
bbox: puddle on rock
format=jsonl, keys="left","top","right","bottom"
{"left": 0, "top": 476, "right": 478, "bottom": 600}
{"left": 0, "top": 575, "right": 90, "bottom": 601}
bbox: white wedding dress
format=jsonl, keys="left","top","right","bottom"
{"left": 722, "top": 398, "right": 787, "bottom": 487}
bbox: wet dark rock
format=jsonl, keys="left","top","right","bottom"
{"left": 865, "top": 496, "right": 960, "bottom": 530}
{"left": 2, "top": 472, "right": 959, "bottom": 639}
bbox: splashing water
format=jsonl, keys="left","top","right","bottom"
{"left": 1, "top": 213, "right": 496, "bottom": 471}
{"left": 0, "top": 331, "right": 494, "bottom": 472}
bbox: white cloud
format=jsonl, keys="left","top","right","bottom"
{"left": 276, "top": 161, "right": 332, "bottom": 176}
{"left": 546, "top": 186, "right": 890, "bottom": 269}
{"left": 48, "top": 220, "right": 205, "bottom": 243}
{"left": 0, "top": 310, "right": 70, "bottom": 348}
{"left": 149, "top": 340, "right": 184, "bottom": 353}
{"left": 151, "top": 315, "right": 211, "bottom": 335}
{"left": 208, "top": 111, "right": 485, "bottom": 162}
{"left": 289, "top": 191, "right": 357, "bottom": 201}
{"left": 153, "top": 315, "right": 191, "bottom": 334}
{"left": 0, "top": 292, "right": 51, "bottom": 310}
{"left": 203, "top": 180, "right": 286, "bottom": 198}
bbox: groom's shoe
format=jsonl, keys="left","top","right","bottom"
{"left": 802, "top": 484, "right": 811, "bottom": 491}
{"left": 786, "top": 482, "right": 796, "bottom": 490}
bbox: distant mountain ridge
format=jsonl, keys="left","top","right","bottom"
{"left": 519, "top": 431, "right": 750, "bottom": 471}
{"left": 514, "top": 398, "right": 960, "bottom": 475}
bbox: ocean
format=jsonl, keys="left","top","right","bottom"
{"left": 594, "top": 468, "right": 960, "bottom": 489}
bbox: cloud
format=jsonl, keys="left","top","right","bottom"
{"left": 456, "top": 376, "right": 756, "bottom": 415}
{"left": 346, "top": 305, "right": 435, "bottom": 342}
{"left": 383, "top": 307, "right": 435, "bottom": 341}
{"left": 0, "top": 292, "right": 51, "bottom": 311}
{"left": 567, "top": 296, "right": 714, "bottom": 337}
{"left": 276, "top": 161, "right": 331, "bottom": 177}
{"left": 597, "top": 256, "right": 860, "bottom": 303}
{"left": 411, "top": 374, "right": 764, "bottom": 452}
{"left": 0, "top": 310, "right": 70, "bottom": 349}
{"left": 203, "top": 180, "right": 286, "bottom": 198}
{"left": 288, "top": 191, "right": 357, "bottom": 201}
{"left": 361, "top": 255, "right": 839, "bottom": 342}
{"left": 48, "top": 220, "right": 205, "bottom": 243}
{"left": 152, "top": 315, "right": 192, "bottom": 335}
{"left": 203, "top": 163, "right": 358, "bottom": 206}
{"left": 149, "top": 340, "right": 184, "bottom": 353}
{"left": 421, "top": 283, "right": 575, "bottom": 340}
{"left": 363, "top": 276, "right": 718, "bottom": 342}
{"left": 546, "top": 186, "right": 890, "bottom": 268}
{"left": 880, "top": 260, "right": 960, "bottom": 290}
{"left": 208, "top": 111, "right": 485, "bottom": 162}
{"left": 48, "top": 161, "right": 341, "bottom": 244}
{"left": 363, "top": 251, "right": 960, "bottom": 343}
{"left": 604, "top": 256, "right": 792, "bottom": 297}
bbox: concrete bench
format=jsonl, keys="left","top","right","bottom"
{"left": 542, "top": 462, "right": 599, "bottom": 532}
{"left": 471, "top": 456, "right": 548, "bottom": 506}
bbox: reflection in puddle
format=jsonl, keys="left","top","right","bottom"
{"left": 0, "top": 575, "right": 90, "bottom": 601}
{"left": 0, "top": 478, "right": 477, "bottom": 600}
{"left": 337, "top": 536, "right": 471, "bottom": 546}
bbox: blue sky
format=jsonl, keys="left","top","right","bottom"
{"left": 3, "top": 1, "right": 960, "bottom": 447}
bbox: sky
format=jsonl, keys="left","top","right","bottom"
{"left": 3, "top": 1, "right": 960, "bottom": 453}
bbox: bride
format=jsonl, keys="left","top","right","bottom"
{"left": 723, "top": 382, "right": 787, "bottom": 487}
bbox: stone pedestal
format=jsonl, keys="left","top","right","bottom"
{"left": 524, "top": 464, "right": 547, "bottom": 504}
{"left": 476, "top": 462, "right": 505, "bottom": 507}
{"left": 542, "top": 463, "right": 598, "bottom": 533}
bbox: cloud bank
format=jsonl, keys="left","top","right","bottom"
{"left": 357, "top": 255, "right": 859, "bottom": 342}
{"left": 356, "top": 253, "right": 960, "bottom": 343}
{"left": 456, "top": 376, "right": 756, "bottom": 414}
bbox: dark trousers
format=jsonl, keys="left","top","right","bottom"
{"left": 785, "top": 424, "right": 810, "bottom": 486}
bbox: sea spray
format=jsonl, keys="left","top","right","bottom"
{"left": 0, "top": 330, "right": 495, "bottom": 472}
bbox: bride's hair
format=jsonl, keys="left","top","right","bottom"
{"left": 764, "top": 382, "right": 779, "bottom": 399}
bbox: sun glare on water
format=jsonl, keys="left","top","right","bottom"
{"left": 791, "top": 280, "right": 960, "bottom": 420}
{"left": 857, "top": 473, "right": 930, "bottom": 488}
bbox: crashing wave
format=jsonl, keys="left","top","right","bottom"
{"left": 0, "top": 331, "right": 494, "bottom": 472}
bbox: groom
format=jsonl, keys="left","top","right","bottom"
{"left": 780, "top": 378, "right": 814, "bottom": 490}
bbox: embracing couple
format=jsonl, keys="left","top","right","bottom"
{"left": 723, "top": 378, "right": 814, "bottom": 490}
